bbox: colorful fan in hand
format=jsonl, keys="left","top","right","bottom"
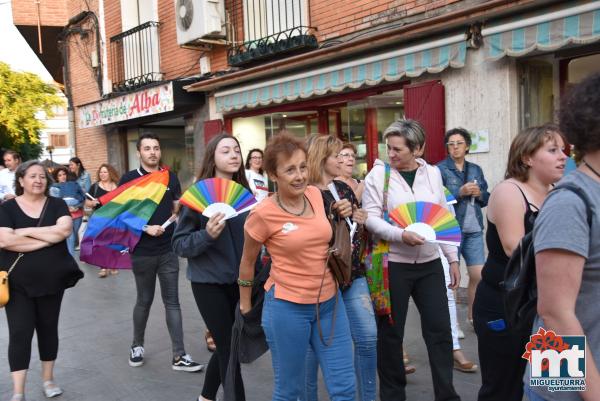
{"left": 444, "top": 187, "right": 457, "bottom": 205}
{"left": 389, "top": 201, "right": 461, "bottom": 246}
{"left": 180, "top": 178, "right": 257, "bottom": 219}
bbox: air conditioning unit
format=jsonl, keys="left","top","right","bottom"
{"left": 175, "top": 0, "right": 226, "bottom": 46}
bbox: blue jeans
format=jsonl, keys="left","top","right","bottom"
{"left": 524, "top": 384, "right": 549, "bottom": 401}
{"left": 458, "top": 231, "right": 485, "bottom": 266}
{"left": 305, "top": 277, "right": 377, "bottom": 401}
{"left": 262, "top": 287, "right": 356, "bottom": 401}
{"left": 66, "top": 216, "right": 82, "bottom": 256}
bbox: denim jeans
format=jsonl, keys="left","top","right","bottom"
{"left": 131, "top": 252, "right": 186, "bottom": 357}
{"left": 262, "top": 287, "right": 356, "bottom": 401}
{"left": 66, "top": 216, "right": 82, "bottom": 256}
{"left": 524, "top": 384, "right": 549, "bottom": 401}
{"left": 305, "top": 277, "right": 377, "bottom": 401}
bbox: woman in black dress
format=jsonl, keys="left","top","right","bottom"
{"left": 0, "top": 161, "right": 83, "bottom": 401}
{"left": 84, "top": 163, "right": 120, "bottom": 277}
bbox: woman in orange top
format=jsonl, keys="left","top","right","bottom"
{"left": 238, "top": 133, "right": 356, "bottom": 401}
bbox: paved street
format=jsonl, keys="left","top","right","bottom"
{"left": 1, "top": 259, "right": 482, "bottom": 401}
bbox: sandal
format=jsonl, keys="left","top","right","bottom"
{"left": 10, "top": 394, "right": 25, "bottom": 401}
{"left": 205, "top": 330, "right": 216, "bottom": 353}
{"left": 454, "top": 360, "right": 478, "bottom": 373}
{"left": 405, "top": 364, "right": 416, "bottom": 375}
{"left": 110, "top": 269, "right": 119, "bottom": 275}
{"left": 98, "top": 269, "right": 108, "bottom": 278}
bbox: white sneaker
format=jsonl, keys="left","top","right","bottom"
{"left": 42, "top": 381, "right": 63, "bottom": 398}
{"left": 457, "top": 328, "right": 465, "bottom": 339}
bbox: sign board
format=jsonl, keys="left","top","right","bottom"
{"left": 78, "top": 82, "right": 174, "bottom": 128}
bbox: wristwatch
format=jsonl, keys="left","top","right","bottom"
{"left": 142, "top": 225, "right": 149, "bottom": 233}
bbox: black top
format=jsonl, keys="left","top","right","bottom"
{"left": 476, "top": 185, "right": 539, "bottom": 319}
{"left": 119, "top": 167, "right": 182, "bottom": 256}
{"left": 320, "top": 180, "right": 364, "bottom": 283}
{"left": 172, "top": 206, "right": 249, "bottom": 284}
{"left": 399, "top": 168, "right": 418, "bottom": 188}
{"left": 89, "top": 182, "right": 110, "bottom": 209}
{"left": 0, "top": 197, "right": 83, "bottom": 297}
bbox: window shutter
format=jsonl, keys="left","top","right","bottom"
{"left": 203, "top": 119, "right": 223, "bottom": 144}
{"left": 403, "top": 80, "right": 446, "bottom": 164}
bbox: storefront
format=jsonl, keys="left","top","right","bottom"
{"left": 78, "top": 79, "right": 205, "bottom": 188}
{"left": 190, "top": 1, "right": 600, "bottom": 189}
{"left": 206, "top": 32, "right": 467, "bottom": 175}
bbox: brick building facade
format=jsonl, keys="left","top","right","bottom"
{"left": 12, "top": 0, "right": 599, "bottom": 189}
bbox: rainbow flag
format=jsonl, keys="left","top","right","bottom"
{"left": 80, "top": 170, "right": 170, "bottom": 269}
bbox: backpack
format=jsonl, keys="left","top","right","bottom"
{"left": 501, "top": 182, "right": 594, "bottom": 331}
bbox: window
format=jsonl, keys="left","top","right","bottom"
{"left": 50, "top": 134, "right": 68, "bottom": 148}
{"left": 111, "top": 0, "right": 161, "bottom": 91}
{"left": 243, "top": 0, "right": 309, "bottom": 42}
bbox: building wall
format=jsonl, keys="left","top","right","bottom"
{"left": 11, "top": 0, "right": 67, "bottom": 27}
{"left": 438, "top": 48, "right": 519, "bottom": 192}
{"left": 66, "top": 0, "right": 108, "bottom": 175}
{"left": 207, "top": 0, "right": 481, "bottom": 72}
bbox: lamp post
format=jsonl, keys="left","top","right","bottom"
{"left": 46, "top": 145, "right": 54, "bottom": 163}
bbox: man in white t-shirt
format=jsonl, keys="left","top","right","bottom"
{"left": 0, "top": 150, "right": 21, "bottom": 201}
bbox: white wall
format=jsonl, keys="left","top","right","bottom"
{"left": 418, "top": 47, "right": 520, "bottom": 192}
{"left": 232, "top": 116, "right": 267, "bottom": 162}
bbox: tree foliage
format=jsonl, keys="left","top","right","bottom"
{"left": 0, "top": 62, "right": 64, "bottom": 160}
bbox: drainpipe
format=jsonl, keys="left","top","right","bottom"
{"left": 59, "top": 10, "right": 103, "bottom": 155}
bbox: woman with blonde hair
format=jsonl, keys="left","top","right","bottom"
{"left": 473, "top": 124, "right": 567, "bottom": 401}
{"left": 304, "top": 134, "right": 374, "bottom": 401}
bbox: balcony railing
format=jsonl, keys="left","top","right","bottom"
{"left": 110, "top": 21, "right": 162, "bottom": 92}
{"left": 228, "top": 0, "right": 317, "bottom": 67}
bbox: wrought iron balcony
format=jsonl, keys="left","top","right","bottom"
{"left": 110, "top": 21, "right": 162, "bottom": 92}
{"left": 228, "top": 0, "right": 317, "bottom": 67}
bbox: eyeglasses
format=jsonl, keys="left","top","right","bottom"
{"left": 446, "top": 141, "right": 466, "bottom": 147}
{"left": 338, "top": 153, "right": 356, "bottom": 159}
{"left": 250, "top": 156, "right": 263, "bottom": 160}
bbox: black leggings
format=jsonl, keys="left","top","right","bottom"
{"left": 5, "top": 290, "right": 64, "bottom": 372}
{"left": 191, "top": 282, "right": 245, "bottom": 401}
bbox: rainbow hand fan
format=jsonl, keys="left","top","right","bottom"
{"left": 444, "top": 187, "right": 457, "bottom": 205}
{"left": 389, "top": 201, "right": 461, "bottom": 246}
{"left": 180, "top": 178, "right": 257, "bottom": 219}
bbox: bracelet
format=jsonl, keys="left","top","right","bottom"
{"left": 237, "top": 278, "right": 254, "bottom": 287}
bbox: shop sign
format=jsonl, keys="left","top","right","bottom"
{"left": 78, "top": 82, "right": 174, "bottom": 128}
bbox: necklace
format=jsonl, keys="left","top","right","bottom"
{"left": 276, "top": 194, "right": 307, "bottom": 216}
{"left": 583, "top": 159, "right": 600, "bottom": 180}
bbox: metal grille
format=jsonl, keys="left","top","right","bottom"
{"left": 110, "top": 21, "right": 162, "bottom": 92}
{"left": 229, "top": 0, "right": 317, "bottom": 66}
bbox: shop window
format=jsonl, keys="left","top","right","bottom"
{"left": 519, "top": 59, "right": 554, "bottom": 129}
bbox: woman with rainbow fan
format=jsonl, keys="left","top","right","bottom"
{"left": 172, "top": 133, "right": 250, "bottom": 401}
{"left": 362, "top": 119, "right": 461, "bottom": 401}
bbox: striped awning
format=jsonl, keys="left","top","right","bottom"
{"left": 483, "top": 2, "right": 600, "bottom": 61}
{"left": 215, "top": 35, "right": 467, "bottom": 113}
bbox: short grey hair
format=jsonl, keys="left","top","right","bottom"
{"left": 383, "top": 119, "right": 426, "bottom": 152}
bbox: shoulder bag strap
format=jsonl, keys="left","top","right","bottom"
{"left": 382, "top": 163, "right": 391, "bottom": 223}
{"left": 7, "top": 197, "right": 49, "bottom": 276}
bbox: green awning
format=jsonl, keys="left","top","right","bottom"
{"left": 483, "top": 2, "right": 600, "bottom": 61}
{"left": 215, "top": 35, "right": 467, "bottom": 113}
